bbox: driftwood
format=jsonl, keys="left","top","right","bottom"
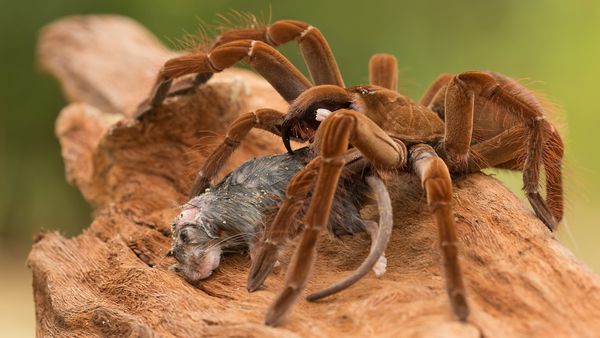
{"left": 29, "top": 15, "right": 600, "bottom": 338}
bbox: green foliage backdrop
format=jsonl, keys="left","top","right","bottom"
{"left": 1, "top": 1, "right": 599, "bottom": 267}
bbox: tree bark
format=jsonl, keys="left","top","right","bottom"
{"left": 29, "top": 15, "right": 600, "bottom": 338}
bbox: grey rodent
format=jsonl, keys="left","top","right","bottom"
{"left": 169, "top": 147, "right": 388, "bottom": 287}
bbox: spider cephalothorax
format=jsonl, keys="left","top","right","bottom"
{"left": 137, "top": 16, "right": 564, "bottom": 326}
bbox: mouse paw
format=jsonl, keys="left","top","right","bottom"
{"left": 372, "top": 254, "right": 387, "bottom": 277}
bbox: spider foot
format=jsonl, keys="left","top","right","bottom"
{"left": 527, "top": 191, "right": 558, "bottom": 231}
{"left": 449, "top": 289, "right": 470, "bottom": 322}
{"left": 265, "top": 285, "right": 300, "bottom": 326}
{"left": 247, "top": 241, "right": 280, "bottom": 292}
{"left": 135, "top": 73, "right": 213, "bottom": 121}
{"left": 134, "top": 98, "right": 155, "bottom": 121}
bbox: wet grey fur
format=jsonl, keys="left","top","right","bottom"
{"left": 170, "top": 147, "right": 370, "bottom": 278}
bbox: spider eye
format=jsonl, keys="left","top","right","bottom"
{"left": 358, "top": 87, "right": 374, "bottom": 95}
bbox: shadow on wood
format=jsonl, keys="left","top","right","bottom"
{"left": 29, "top": 15, "right": 600, "bottom": 337}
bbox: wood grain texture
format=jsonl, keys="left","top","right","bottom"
{"left": 29, "top": 15, "right": 600, "bottom": 337}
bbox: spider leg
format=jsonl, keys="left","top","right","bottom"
{"left": 463, "top": 125, "right": 526, "bottom": 170}
{"left": 306, "top": 175, "right": 393, "bottom": 302}
{"left": 136, "top": 72, "right": 215, "bottom": 116}
{"left": 410, "top": 143, "right": 469, "bottom": 321}
{"left": 436, "top": 71, "right": 564, "bottom": 230}
{"left": 248, "top": 149, "right": 366, "bottom": 291}
{"left": 419, "top": 73, "right": 453, "bottom": 107}
{"left": 135, "top": 40, "right": 311, "bottom": 119}
{"left": 466, "top": 124, "right": 564, "bottom": 227}
{"left": 264, "top": 109, "right": 407, "bottom": 326}
{"left": 247, "top": 157, "right": 322, "bottom": 292}
{"left": 214, "top": 20, "right": 344, "bottom": 86}
{"left": 369, "top": 54, "right": 398, "bottom": 91}
{"left": 189, "top": 108, "right": 286, "bottom": 197}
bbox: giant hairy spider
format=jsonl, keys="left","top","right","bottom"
{"left": 136, "top": 18, "right": 564, "bottom": 326}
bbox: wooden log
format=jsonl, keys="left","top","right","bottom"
{"left": 29, "top": 15, "right": 600, "bottom": 337}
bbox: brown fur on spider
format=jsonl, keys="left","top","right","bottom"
{"left": 136, "top": 16, "right": 564, "bottom": 326}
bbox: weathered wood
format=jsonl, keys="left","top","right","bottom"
{"left": 29, "top": 15, "right": 600, "bottom": 337}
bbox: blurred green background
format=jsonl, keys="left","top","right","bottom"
{"left": 1, "top": 0, "right": 599, "bottom": 335}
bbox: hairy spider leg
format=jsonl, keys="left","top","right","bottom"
{"left": 369, "top": 54, "right": 398, "bottom": 92}
{"left": 419, "top": 73, "right": 453, "bottom": 106}
{"left": 136, "top": 39, "right": 312, "bottom": 119}
{"left": 248, "top": 149, "right": 389, "bottom": 295}
{"left": 424, "top": 71, "right": 564, "bottom": 230}
{"left": 214, "top": 19, "right": 344, "bottom": 87}
{"left": 262, "top": 109, "right": 407, "bottom": 326}
{"left": 189, "top": 108, "right": 286, "bottom": 197}
{"left": 306, "top": 175, "right": 393, "bottom": 301}
{"left": 410, "top": 143, "right": 469, "bottom": 321}
{"left": 247, "top": 157, "right": 322, "bottom": 292}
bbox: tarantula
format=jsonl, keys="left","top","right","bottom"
{"left": 136, "top": 18, "right": 564, "bottom": 326}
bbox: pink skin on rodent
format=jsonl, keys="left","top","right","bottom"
{"left": 181, "top": 246, "right": 222, "bottom": 281}
{"left": 173, "top": 201, "right": 223, "bottom": 282}
{"left": 177, "top": 207, "right": 199, "bottom": 226}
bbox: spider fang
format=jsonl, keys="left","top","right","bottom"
{"left": 315, "top": 108, "right": 332, "bottom": 121}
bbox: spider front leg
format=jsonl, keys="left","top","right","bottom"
{"left": 189, "top": 108, "right": 286, "bottom": 197}
{"left": 135, "top": 39, "right": 311, "bottom": 119}
{"left": 249, "top": 157, "right": 393, "bottom": 300}
{"left": 247, "top": 157, "right": 322, "bottom": 292}
{"left": 214, "top": 20, "right": 344, "bottom": 86}
{"left": 264, "top": 109, "right": 407, "bottom": 326}
{"left": 410, "top": 143, "right": 469, "bottom": 321}
{"left": 306, "top": 175, "right": 393, "bottom": 302}
{"left": 248, "top": 149, "right": 366, "bottom": 290}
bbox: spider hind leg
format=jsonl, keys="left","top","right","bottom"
{"left": 427, "top": 71, "right": 564, "bottom": 230}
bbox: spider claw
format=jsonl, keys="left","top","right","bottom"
{"left": 134, "top": 98, "right": 155, "bottom": 121}
{"left": 247, "top": 242, "right": 279, "bottom": 292}
{"left": 449, "top": 289, "right": 470, "bottom": 322}
{"left": 265, "top": 285, "right": 300, "bottom": 326}
{"left": 527, "top": 192, "right": 558, "bottom": 231}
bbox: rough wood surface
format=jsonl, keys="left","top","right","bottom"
{"left": 29, "top": 15, "right": 600, "bottom": 338}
